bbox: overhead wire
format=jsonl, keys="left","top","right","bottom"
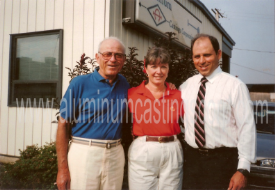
{"left": 224, "top": 17, "right": 274, "bottom": 24}
{"left": 222, "top": 10, "right": 274, "bottom": 17}
{"left": 202, "top": 2, "right": 275, "bottom": 76}
{"left": 220, "top": 9, "right": 274, "bottom": 23}
{"left": 226, "top": 14, "right": 273, "bottom": 19}
{"left": 231, "top": 62, "right": 275, "bottom": 76}
{"left": 233, "top": 48, "right": 275, "bottom": 54}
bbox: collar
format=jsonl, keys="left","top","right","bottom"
{"left": 198, "top": 66, "right": 222, "bottom": 84}
{"left": 94, "top": 68, "right": 120, "bottom": 83}
{"left": 136, "top": 81, "right": 176, "bottom": 99}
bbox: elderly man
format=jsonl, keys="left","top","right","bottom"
{"left": 179, "top": 34, "right": 256, "bottom": 190}
{"left": 56, "top": 37, "right": 130, "bottom": 190}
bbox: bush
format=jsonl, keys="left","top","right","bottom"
{"left": 120, "top": 47, "right": 147, "bottom": 87}
{"left": 0, "top": 143, "right": 57, "bottom": 189}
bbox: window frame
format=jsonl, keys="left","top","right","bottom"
{"left": 8, "top": 29, "right": 63, "bottom": 107}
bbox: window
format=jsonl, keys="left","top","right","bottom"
{"left": 8, "top": 29, "right": 63, "bottom": 106}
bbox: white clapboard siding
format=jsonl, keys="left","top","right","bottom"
{"left": 83, "top": 0, "right": 95, "bottom": 59}
{"left": 62, "top": 0, "right": 74, "bottom": 94}
{"left": 93, "top": 0, "right": 106, "bottom": 57}
{"left": 0, "top": 0, "right": 4, "bottom": 111}
{"left": 72, "top": 0, "right": 84, "bottom": 72}
{"left": 29, "top": 0, "right": 41, "bottom": 148}
{"left": 24, "top": 101, "right": 33, "bottom": 151}
{"left": 32, "top": 102, "right": 43, "bottom": 147}
{"left": 40, "top": 0, "right": 55, "bottom": 150}
{"left": 7, "top": 107, "right": 16, "bottom": 156}
{"left": 21, "top": 0, "right": 32, "bottom": 153}
{"left": 15, "top": 102, "right": 25, "bottom": 155}
{"left": 54, "top": 0, "right": 64, "bottom": 29}
{"left": 0, "top": 0, "right": 110, "bottom": 156}
{"left": 12, "top": 0, "right": 20, "bottom": 33}
{"left": 104, "top": 0, "right": 110, "bottom": 38}
{"left": 0, "top": 0, "right": 2, "bottom": 155}
{"left": 0, "top": 0, "right": 12, "bottom": 155}
{"left": 52, "top": 0, "right": 64, "bottom": 144}
{"left": 20, "top": 0, "right": 28, "bottom": 33}
{"left": 45, "top": 0, "right": 54, "bottom": 30}
{"left": 36, "top": 0, "right": 46, "bottom": 31}
{"left": 28, "top": 0, "right": 36, "bottom": 32}
{"left": 8, "top": 0, "right": 20, "bottom": 156}
{"left": 42, "top": 102, "right": 53, "bottom": 146}
{"left": 51, "top": 109, "right": 58, "bottom": 142}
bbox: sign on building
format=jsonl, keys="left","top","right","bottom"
{"left": 135, "top": 0, "right": 202, "bottom": 47}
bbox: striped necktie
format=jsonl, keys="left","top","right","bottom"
{"left": 194, "top": 77, "right": 208, "bottom": 148}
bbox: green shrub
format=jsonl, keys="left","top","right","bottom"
{"left": 0, "top": 143, "right": 57, "bottom": 189}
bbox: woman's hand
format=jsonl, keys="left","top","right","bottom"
{"left": 168, "top": 83, "right": 176, "bottom": 90}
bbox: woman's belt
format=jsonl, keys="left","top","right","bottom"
{"left": 145, "top": 135, "right": 175, "bottom": 143}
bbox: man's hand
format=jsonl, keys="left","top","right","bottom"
{"left": 56, "top": 168, "right": 71, "bottom": 190}
{"left": 228, "top": 171, "right": 247, "bottom": 190}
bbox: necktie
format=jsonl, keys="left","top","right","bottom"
{"left": 194, "top": 77, "right": 208, "bottom": 148}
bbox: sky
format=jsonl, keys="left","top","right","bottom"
{"left": 201, "top": 0, "right": 275, "bottom": 84}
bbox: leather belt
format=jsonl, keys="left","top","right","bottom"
{"left": 184, "top": 141, "right": 237, "bottom": 156}
{"left": 71, "top": 138, "right": 121, "bottom": 149}
{"left": 146, "top": 135, "right": 175, "bottom": 143}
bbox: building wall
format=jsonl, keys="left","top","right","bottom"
{"left": 109, "top": 0, "right": 155, "bottom": 60}
{"left": 176, "top": 0, "right": 223, "bottom": 48}
{"left": 0, "top": 0, "right": 110, "bottom": 157}
{"left": 0, "top": 0, "right": 224, "bottom": 157}
{"left": 250, "top": 92, "right": 274, "bottom": 102}
{"left": 109, "top": 0, "right": 222, "bottom": 60}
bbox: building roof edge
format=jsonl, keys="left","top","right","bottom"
{"left": 189, "top": 0, "right": 236, "bottom": 46}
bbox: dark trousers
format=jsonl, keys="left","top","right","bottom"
{"left": 183, "top": 142, "right": 238, "bottom": 190}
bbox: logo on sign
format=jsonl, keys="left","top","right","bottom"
{"left": 147, "top": 4, "right": 167, "bottom": 26}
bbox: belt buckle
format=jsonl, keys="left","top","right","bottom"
{"left": 106, "top": 143, "right": 111, "bottom": 149}
{"left": 158, "top": 137, "right": 163, "bottom": 143}
{"left": 198, "top": 148, "right": 208, "bottom": 155}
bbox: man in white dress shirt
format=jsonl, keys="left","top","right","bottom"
{"left": 179, "top": 34, "right": 256, "bottom": 190}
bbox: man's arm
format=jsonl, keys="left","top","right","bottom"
{"left": 228, "top": 82, "right": 257, "bottom": 190}
{"left": 56, "top": 116, "right": 71, "bottom": 190}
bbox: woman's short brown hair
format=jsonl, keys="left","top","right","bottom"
{"left": 144, "top": 47, "right": 170, "bottom": 67}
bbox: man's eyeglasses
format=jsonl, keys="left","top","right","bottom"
{"left": 98, "top": 52, "right": 126, "bottom": 61}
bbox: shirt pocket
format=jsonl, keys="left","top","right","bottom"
{"left": 208, "top": 99, "right": 232, "bottom": 128}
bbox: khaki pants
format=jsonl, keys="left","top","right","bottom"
{"left": 128, "top": 136, "right": 183, "bottom": 190}
{"left": 68, "top": 138, "right": 125, "bottom": 190}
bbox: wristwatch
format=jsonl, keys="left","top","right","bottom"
{"left": 237, "top": 169, "right": 250, "bottom": 177}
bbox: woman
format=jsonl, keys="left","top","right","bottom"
{"left": 128, "top": 47, "right": 184, "bottom": 190}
